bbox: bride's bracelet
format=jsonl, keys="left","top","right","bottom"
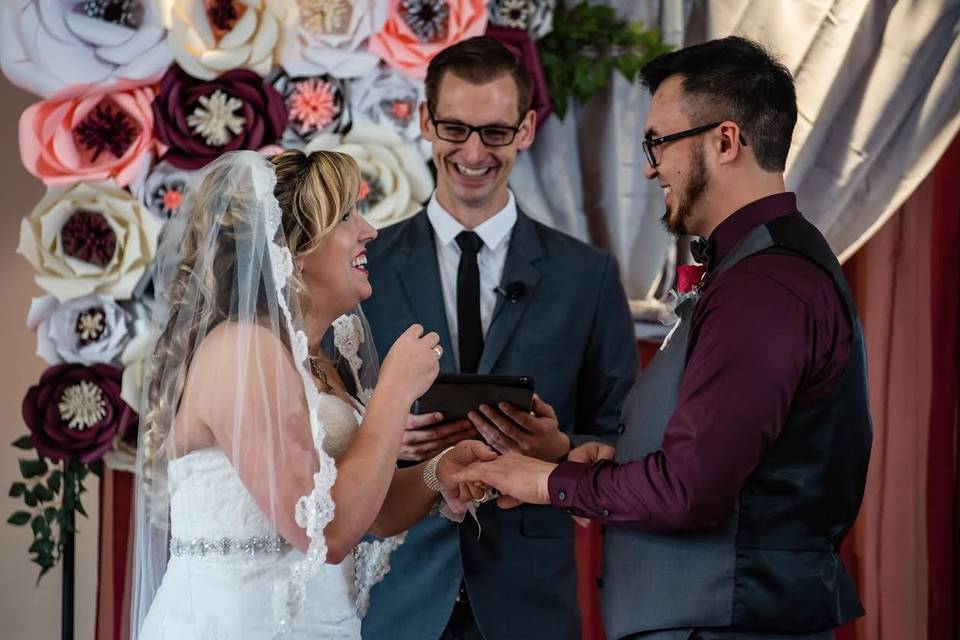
{"left": 422, "top": 446, "right": 457, "bottom": 492}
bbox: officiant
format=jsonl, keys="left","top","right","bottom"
{"left": 454, "top": 36, "right": 873, "bottom": 640}
{"left": 360, "top": 37, "right": 637, "bottom": 640}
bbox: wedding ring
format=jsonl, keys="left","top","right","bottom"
{"left": 473, "top": 488, "right": 500, "bottom": 506}
{"left": 433, "top": 345, "right": 443, "bottom": 359}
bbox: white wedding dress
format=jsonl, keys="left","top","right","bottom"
{"left": 140, "top": 367, "right": 399, "bottom": 639}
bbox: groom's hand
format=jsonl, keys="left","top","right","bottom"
{"left": 468, "top": 395, "right": 571, "bottom": 462}
{"left": 452, "top": 451, "right": 557, "bottom": 507}
{"left": 398, "top": 412, "right": 477, "bottom": 462}
{"left": 436, "top": 440, "right": 499, "bottom": 513}
{"left": 566, "top": 441, "right": 615, "bottom": 527}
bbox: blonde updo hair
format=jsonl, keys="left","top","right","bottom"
{"left": 141, "top": 150, "right": 362, "bottom": 493}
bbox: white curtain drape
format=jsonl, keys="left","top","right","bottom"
{"left": 513, "top": 0, "right": 960, "bottom": 301}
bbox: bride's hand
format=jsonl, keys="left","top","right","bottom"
{"left": 379, "top": 324, "right": 442, "bottom": 404}
{"left": 435, "top": 440, "right": 498, "bottom": 512}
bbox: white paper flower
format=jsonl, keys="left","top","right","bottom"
{"left": 27, "top": 293, "right": 132, "bottom": 366}
{"left": 17, "top": 181, "right": 162, "bottom": 302}
{"left": 0, "top": 0, "right": 172, "bottom": 97}
{"left": 350, "top": 65, "right": 428, "bottom": 155}
{"left": 157, "top": 0, "right": 296, "bottom": 80}
{"left": 131, "top": 160, "right": 199, "bottom": 220}
{"left": 119, "top": 299, "right": 152, "bottom": 413}
{"left": 488, "top": 0, "right": 554, "bottom": 39}
{"left": 282, "top": 0, "right": 388, "bottom": 78}
{"left": 305, "top": 123, "right": 433, "bottom": 228}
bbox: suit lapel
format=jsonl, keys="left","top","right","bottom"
{"left": 478, "top": 212, "right": 543, "bottom": 374}
{"left": 395, "top": 212, "right": 457, "bottom": 372}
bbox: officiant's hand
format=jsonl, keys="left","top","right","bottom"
{"left": 467, "top": 395, "right": 571, "bottom": 462}
{"left": 398, "top": 412, "right": 477, "bottom": 462}
{"left": 452, "top": 451, "right": 557, "bottom": 508}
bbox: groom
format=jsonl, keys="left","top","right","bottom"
{"left": 455, "top": 36, "right": 873, "bottom": 640}
{"left": 361, "top": 37, "right": 637, "bottom": 640}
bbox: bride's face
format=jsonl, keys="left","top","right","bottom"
{"left": 300, "top": 207, "right": 377, "bottom": 315}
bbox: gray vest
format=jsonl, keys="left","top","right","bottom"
{"left": 603, "top": 215, "right": 870, "bottom": 639}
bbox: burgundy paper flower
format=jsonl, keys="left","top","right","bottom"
{"left": 152, "top": 65, "right": 288, "bottom": 170}
{"left": 485, "top": 24, "right": 552, "bottom": 130}
{"left": 22, "top": 363, "right": 137, "bottom": 463}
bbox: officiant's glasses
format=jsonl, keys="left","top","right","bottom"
{"left": 643, "top": 122, "right": 748, "bottom": 168}
{"left": 428, "top": 106, "right": 524, "bottom": 147}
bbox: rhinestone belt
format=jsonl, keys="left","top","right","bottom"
{"left": 170, "top": 535, "right": 289, "bottom": 557}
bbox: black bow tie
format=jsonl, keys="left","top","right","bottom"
{"left": 690, "top": 238, "right": 712, "bottom": 266}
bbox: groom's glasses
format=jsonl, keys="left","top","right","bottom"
{"left": 642, "top": 122, "right": 748, "bottom": 168}
{"left": 428, "top": 106, "right": 524, "bottom": 147}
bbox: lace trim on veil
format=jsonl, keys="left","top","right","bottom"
{"left": 266, "top": 196, "right": 403, "bottom": 635}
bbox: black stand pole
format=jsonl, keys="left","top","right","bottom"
{"left": 61, "top": 461, "right": 75, "bottom": 640}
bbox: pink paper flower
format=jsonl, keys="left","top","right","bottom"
{"left": 367, "top": 0, "right": 488, "bottom": 79}
{"left": 19, "top": 80, "right": 160, "bottom": 188}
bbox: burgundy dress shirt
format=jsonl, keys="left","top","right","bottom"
{"left": 548, "top": 193, "right": 853, "bottom": 530}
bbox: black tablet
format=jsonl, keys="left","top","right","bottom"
{"left": 412, "top": 373, "right": 535, "bottom": 423}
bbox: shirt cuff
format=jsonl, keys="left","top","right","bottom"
{"left": 548, "top": 461, "right": 590, "bottom": 508}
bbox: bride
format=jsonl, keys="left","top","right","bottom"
{"left": 131, "top": 150, "right": 495, "bottom": 639}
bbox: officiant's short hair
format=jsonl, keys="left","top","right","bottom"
{"left": 425, "top": 36, "right": 534, "bottom": 118}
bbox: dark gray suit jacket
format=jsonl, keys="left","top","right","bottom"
{"left": 361, "top": 209, "right": 637, "bottom": 640}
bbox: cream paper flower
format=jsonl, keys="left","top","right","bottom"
{"left": 18, "top": 181, "right": 162, "bottom": 302}
{"left": 282, "top": 0, "right": 389, "bottom": 78}
{"left": 157, "top": 0, "right": 297, "bottom": 81}
{"left": 0, "top": 0, "right": 172, "bottom": 98}
{"left": 305, "top": 123, "right": 433, "bottom": 228}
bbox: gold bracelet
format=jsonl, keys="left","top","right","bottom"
{"left": 422, "top": 446, "right": 457, "bottom": 492}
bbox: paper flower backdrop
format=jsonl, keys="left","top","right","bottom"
{"left": 283, "top": 0, "right": 389, "bottom": 78}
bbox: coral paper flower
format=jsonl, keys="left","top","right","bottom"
{"left": 22, "top": 363, "right": 137, "bottom": 464}
{"left": 305, "top": 123, "right": 433, "bottom": 227}
{"left": 17, "top": 181, "right": 162, "bottom": 302}
{"left": 157, "top": 0, "right": 296, "bottom": 81}
{"left": 367, "top": 0, "right": 488, "bottom": 79}
{"left": 19, "top": 81, "right": 160, "bottom": 188}
{"left": 152, "top": 65, "right": 288, "bottom": 170}
{"left": 282, "top": 0, "right": 389, "bottom": 78}
{"left": 0, "top": 0, "right": 172, "bottom": 98}
{"left": 271, "top": 70, "right": 351, "bottom": 148}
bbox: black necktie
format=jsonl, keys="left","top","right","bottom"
{"left": 455, "top": 231, "right": 484, "bottom": 373}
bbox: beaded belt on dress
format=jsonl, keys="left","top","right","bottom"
{"left": 170, "top": 535, "right": 289, "bottom": 557}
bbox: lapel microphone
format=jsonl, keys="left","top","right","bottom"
{"left": 494, "top": 281, "right": 526, "bottom": 302}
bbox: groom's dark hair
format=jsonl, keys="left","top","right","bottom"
{"left": 425, "top": 36, "right": 533, "bottom": 118}
{"left": 640, "top": 36, "right": 797, "bottom": 172}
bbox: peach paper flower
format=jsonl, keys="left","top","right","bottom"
{"left": 19, "top": 81, "right": 160, "bottom": 188}
{"left": 367, "top": 0, "right": 487, "bottom": 79}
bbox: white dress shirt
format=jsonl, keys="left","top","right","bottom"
{"left": 426, "top": 191, "right": 517, "bottom": 370}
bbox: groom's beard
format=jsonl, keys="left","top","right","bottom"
{"left": 661, "top": 142, "right": 708, "bottom": 237}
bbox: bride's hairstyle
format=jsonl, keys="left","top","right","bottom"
{"left": 141, "top": 149, "right": 361, "bottom": 494}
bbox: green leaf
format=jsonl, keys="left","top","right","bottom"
{"left": 8, "top": 482, "right": 26, "bottom": 498}
{"left": 12, "top": 435, "right": 33, "bottom": 450}
{"left": 47, "top": 473, "right": 61, "bottom": 495}
{"left": 7, "top": 511, "right": 31, "bottom": 526}
{"left": 19, "top": 458, "right": 47, "bottom": 479}
{"left": 44, "top": 506, "right": 58, "bottom": 525}
{"left": 31, "top": 515, "right": 49, "bottom": 536}
{"left": 23, "top": 492, "right": 37, "bottom": 507}
{"left": 75, "top": 499, "right": 88, "bottom": 519}
{"left": 32, "top": 483, "right": 54, "bottom": 502}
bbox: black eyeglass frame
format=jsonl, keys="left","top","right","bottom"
{"left": 427, "top": 105, "right": 526, "bottom": 147}
{"left": 642, "top": 121, "right": 748, "bottom": 168}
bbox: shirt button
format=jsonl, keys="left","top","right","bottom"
{"left": 602, "top": 508, "right": 611, "bottom": 517}
{"left": 617, "top": 423, "right": 625, "bottom": 435}
{"left": 558, "top": 490, "right": 567, "bottom": 501}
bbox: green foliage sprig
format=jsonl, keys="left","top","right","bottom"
{"left": 538, "top": 2, "right": 673, "bottom": 118}
{"left": 7, "top": 436, "right": 100, "bottom": 583}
